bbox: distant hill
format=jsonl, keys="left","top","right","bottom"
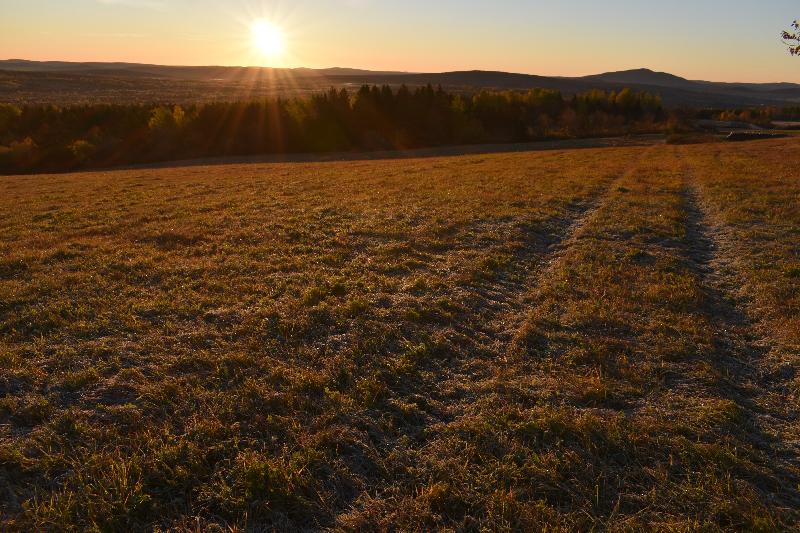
{"left": 582, "top": 68, "right": 704, "bottom": 89}
{"left": 2, "top": 60, "right": 799, "bottom": 107}
{"left": 0, "top": 59, "right": 408, "bottom": 80}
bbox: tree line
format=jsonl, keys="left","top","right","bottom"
{"left": 708, "top": 106, "right": 800, "bottom": 126}
{"left": 0, "top": 85, "right": 665, "bottom": 173}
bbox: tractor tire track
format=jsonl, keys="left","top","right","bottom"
{"left": 427, "top": 148, "right": 657, "bottom": 415}
{"left": 679, "top": 154, "right": 800, "bottom": 511}
{"left": 334, "top": 149, "right": 656, "bottom": 527}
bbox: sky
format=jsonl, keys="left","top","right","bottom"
{"left": 1, "top": 0, "right": 800, "bottom": 82}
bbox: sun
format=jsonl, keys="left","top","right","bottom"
{"left": 251, "top": 20, "right": 285, "bottom": 60}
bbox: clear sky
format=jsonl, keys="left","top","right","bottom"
{"left": 2, "top": 0, "right": 800, "bottom": 82}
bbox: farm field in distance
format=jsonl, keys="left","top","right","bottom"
{"left": 1, "top": 139, "right": 800, "bottom": 530}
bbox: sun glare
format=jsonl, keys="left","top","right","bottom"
{"left": 251, "top": 20, "right": 285, "bottom": 60}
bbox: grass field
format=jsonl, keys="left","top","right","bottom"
{"left": 1, "top": 138, "right": 799, "bottom": 531}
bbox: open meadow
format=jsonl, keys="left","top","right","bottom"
{"left": 1, "top": 138, "right": 799, "bottom": 531}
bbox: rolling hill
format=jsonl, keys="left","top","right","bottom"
{"left": 2, "top": 59, "right": 800, "bottom": 107}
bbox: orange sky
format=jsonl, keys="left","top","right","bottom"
{"left": 2, "top": 0, "right": 800, "bottom": 82}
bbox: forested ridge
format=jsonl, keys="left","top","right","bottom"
{"left": 0, "top": 84, "right": 667, "bottom": 173}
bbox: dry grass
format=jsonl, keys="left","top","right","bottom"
{"left": 682, "top": 140, "right": 800, "bottom": 354}
{"left": 0, "top": 140, "right": 798, "bottom": 531}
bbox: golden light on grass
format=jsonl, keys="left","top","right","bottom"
{"left": 251, "top": 19, "right": 285, "bottom": 60}
{"left": 3, "top": 138, "right": 800, "bottom": 528}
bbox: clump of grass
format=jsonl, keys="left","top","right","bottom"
{"left": 300, "top": 285, "right": 327, "bottom": 306}
{"left": 61, "top": 368, "right": 100, "bottom": 391}
{"left": 340, "top": 296, "right": 369, "bottom": 318}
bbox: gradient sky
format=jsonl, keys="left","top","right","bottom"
{"left": 2, "top": 0, "right": 800, "bottom": 82}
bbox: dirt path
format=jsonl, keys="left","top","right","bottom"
{"left": 334, "top": 149, "right": 655, "bottom": 526}
{"left": 679, "top": 158, "right": 800, "bottom": 509}
{"left": 425, "top": 149, "right": 656, "bottom": 414}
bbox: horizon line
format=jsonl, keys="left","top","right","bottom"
{"left": 2, "top": 57, "right": 798, "bottom": 86}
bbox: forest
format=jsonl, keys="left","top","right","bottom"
{"left": 0, "top": 85, "right": 665, "bottom": 173}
